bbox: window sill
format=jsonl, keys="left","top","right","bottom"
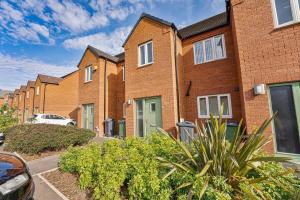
{"left": 84, "top": 80, "right": 92, "bottom": 84}
{"left": 273, "top": 21, "right": 300, "bottom": 31}
{"left": 194, "top": 57, "right": 227, "bottom": 66}
{"left": 198, "top": 115, "right": 232, "bottom": 119}
{"left": 137, "top": 62, "right": 153, "bottom": 69}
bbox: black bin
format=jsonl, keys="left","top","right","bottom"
{"left": 176, "top": 121, "right": 195, "bottom": 143}
{"left": 105, "top": 118, "right": 115, "bottom": 137}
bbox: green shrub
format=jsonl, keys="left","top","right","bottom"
{"left": 59, "top": 129, "right": 300, "bottom": 199}
{"left": 0, "top": 104, "right": 18, "bottom": 132}
{"left": 4, "top": 124, "right": 95, "bottom": 154}
{"left": 60, "top": 133, "right": 178, "bottom": 200}
{"left": 158, "top": 112, "right": 300, "bottom": 199}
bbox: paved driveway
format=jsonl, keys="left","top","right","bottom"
{"left": 27, "top": 155, "right": 67, "bottom": 200}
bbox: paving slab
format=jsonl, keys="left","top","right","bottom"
{"left": 28, "top": 154, "right": 60, "bottom": 175}
{"left": 33, "top": 176, "right": 64, "bottom": 200}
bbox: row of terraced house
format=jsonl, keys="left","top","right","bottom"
{"left": 6, "top": 0, "right": 300, "bottom": 161}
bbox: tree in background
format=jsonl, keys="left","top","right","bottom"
{"left": 0, "top": 104, "right": 18, "bottom": 132}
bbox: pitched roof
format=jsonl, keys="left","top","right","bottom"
{"left": 88, "top": 45, "right": 120, "bottom": 63}
{"left": 27, "top": 80, "right": 35, "bottom": 88}
{"left": 115, "top": 52, "right": 125, "bottom": 63}
{"left": 77, "top": 46, "right": 123, "bottom": 67}
{"left": 179, "top": 12, "right": 228, "bottom": 40}
{"left": 122, "top": 13, "right": 178, "bottom": 47}
{"left": 14, "top": 89, "right": 20, "bottom": 95}
{"left": 37, "top": 74, "right": 62, "bottom": 85}
{"left": 61, "top": 69, "right": 79, "bottom": 78}
{"left": 20, "top": 85, "right": 27, "bottom": 92}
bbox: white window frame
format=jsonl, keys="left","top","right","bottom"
{"left": 197, "top": 93, "right": 232, "bottom": 119}
{"left": 271, "top": 0, "right": 300, "bottom": 28}
{"left": 36, "top": 86, "right": 40, "bottom": 95}
{"left": 193, "top": 34, "right": 226, "bottom": 65}
{"left": 85, "top": 66, "right": 93, "bottom": 82}
{"left": 138, "top": 41, "right": 153, "bottom": 67}
{"left": 26, "top": 91, "right": 29, "bottom": 99}
{"left": 122, "top": 65, "right": 125, "bottom": 81}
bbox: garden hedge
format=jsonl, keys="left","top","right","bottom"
{"left": 4, "top": 124, "right": 95, "bottom": 154}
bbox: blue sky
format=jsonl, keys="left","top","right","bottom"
{"left": 0, "top": 0, "right": 225, "bottom": 90}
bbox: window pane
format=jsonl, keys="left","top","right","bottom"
{"left": 85, "top": 68, "right": 88, "bottom": 81}
{"left": 147, "top": 42, "right": 153, "bottom": 63}
{"left": 89, "top": 67, "right": 93, "bottom": 81}
{"left": 274, "top": 0, "right": 293, "bottom": 25}
{"left": 140, "top": 45, "right": 145, "bottom": 65}
{"left": 136, "top": 100, "right": 144, "bottom": 137}
{"left": 214, "top": 36, "right": 225, "bottom": 59}
{"left": 194, "top": 42, "right": 204, "bottom": 64}
{"left": 199, "top": 98, "right": 207, "bottom": 116}
{"left": 205, "top": 39, "right": 213, "bottom": 61}
{"left": 208, "top": 96, "right": 219, "bottom": 116}
{"left": 220, "top": 96, "right": 229, "bottom": 115}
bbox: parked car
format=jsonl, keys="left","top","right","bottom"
{"left": 28, "top": 114, "right": 76, "bottom": 126}
{"left": 0, "top": 153, "right": 34, "bottom": 200}
{"left": 0, "top": 133, "right": 5, "bottom": 145}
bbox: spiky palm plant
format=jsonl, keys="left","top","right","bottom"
{"left": 158, "top": 112, "right": 295, "bottom": 199}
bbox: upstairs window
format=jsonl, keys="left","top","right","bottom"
{"left": 138, "top": 41, "right": 153, "bottom": 67}
{"left": 272, "top": 0, "right": 300, "bottom": 27}
{"left": 85, "top": 66, "right": 93, "bottom": 82}
{"left": 36, "top": 86, "right": 40, "bottom": 95}
{"left": 122, "top": 65, "right": 125, "bottom": 81}
{"left": 193, "top": 34, "right": 226, "bottom": 65}
{"left": 197, "top": 94, "right": 232, "bottom": 118}
{"left": 26, "top": 91, "right": 29, "bottom": 98}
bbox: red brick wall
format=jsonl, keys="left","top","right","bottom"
{"left": 231, "top": 0, "right": 300, "bottom": 153}
{"left": 78, "top": 50, "right": 100, "bottom": 132}
{"left": 182, "top": 26, "right": 242, "bottom": 124}
{"left": 116, "top": 62, "right": 125, "bottom": 122}
{"left": 24, "top": 86, "right": 35, "bottom": 118}
{"left": 124, "top": 18, "right": 179, "bottom": 136}
{"left": 44, "top": 71, "right": 79, "bottom": 121}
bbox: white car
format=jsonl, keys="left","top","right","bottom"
{"left": 29, "top": 114, "right": 76, "bottom": 126}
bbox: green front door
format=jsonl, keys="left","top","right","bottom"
{"left": 269, "top": 82, "right": 300, "bottom": 155}
{"left": 136, "top": 97, "right": 162, "bottom": 137}
{"left": 82, "top": 104, "right": 94, "bottom": 131}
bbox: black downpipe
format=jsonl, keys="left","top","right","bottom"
{"left": 174, "top": 29, "right": 181, "bottom": 123}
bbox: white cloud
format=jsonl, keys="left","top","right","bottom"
{"left": 62, "top": 26, "right": 132, "bottom": 54}
{"left": 0, "top": 53, "right": 76, "bottom": 90}
{"left": 46, "top": 0, "right": 109, "bottom": 33}
{"left": 0, "top": 1, "right": 23, "bottom": 21}
{"left": 30, "top": 23, "right": 50, "bottom": 38}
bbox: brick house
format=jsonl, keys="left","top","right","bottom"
{"left": 34, "top": 72, "right": 79, "bottom": 120}
{"left": 24, "top": 81, "right": 35, "bottom": 121}
{"left": 119, "top": 12, "right": 242, "bottom": 138}
{"left": 18, "top": 85, "right": 27, "bottom": 123}
{"left": 230, "top": 0, "right": 300, "bottom": 160}
{"left": 77, "top": 45, "right": 124, "bottom": 134}
{"left": 8, "top": 0, "right": 300, "bottom": 159}
{"left": 12, "top": 89, "right": 20, "bottom": 108}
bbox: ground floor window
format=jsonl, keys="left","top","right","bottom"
{"left": 269, "top": 83, "right": 300, "bottom": 155}
{"left": 197, "top": 93, "right": 232, "bottom": 118}
{"left": 34, "top": 107, "right": 39, "bottom": 114}
{"left": 82, "top": 104, "right": 94, "bottom": 131}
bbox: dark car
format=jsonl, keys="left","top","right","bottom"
{"left": 0, "top": 153, "right": 34, "bottom": 200}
